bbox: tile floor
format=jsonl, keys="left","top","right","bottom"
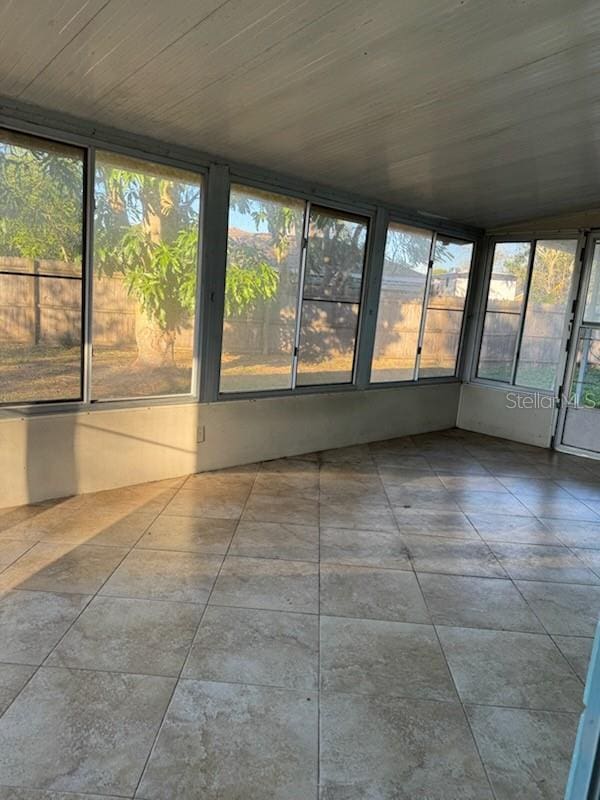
{"left": 0, "top": 429, "right": 599, "bottom": 798}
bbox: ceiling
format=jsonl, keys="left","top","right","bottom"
{"left": 0, "top": 0, "right": 599, "bottom": 227}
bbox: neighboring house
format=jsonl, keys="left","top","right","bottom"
{"left": 432, "top": 269, "right": 518, "bottom": 301}
{"left": 488, "top": 272, "right": 518, "bottom": 301}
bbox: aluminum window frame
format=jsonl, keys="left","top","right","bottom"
{"left": 294, "top": 202, "right": 370, "bottom": 389}
{"left": 471, "top": 232, "right": 584, "bottom": 395}
{"left": 0, "top": 107, "right": 481, "bottom": 416}
{"left": 0, "top": 119, "right": 207, "bottom": 416}
{"left": 368, "top": 225, "right": 478, "bottom": 387}
{"left": 0, "top": 128, "right": 88, "bottom": 408}
{"left": 216, "top": 182, "right": 376, "bottom": 400}
{"left": 88, "top": 148, "right": 205, "bottom": 404}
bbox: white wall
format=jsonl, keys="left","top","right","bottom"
{"left": 457, "top": 383, "right": 555, "bottom": 448}
{"left": 0, "top": 382, "right": 460, "bottom": 508}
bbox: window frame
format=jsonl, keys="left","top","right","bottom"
{"left": 0, "top": 121, "right": 207, "bottom": 414}
{"left": 88, "top": 149, "right": 205, "bottom": 404}
{"left": 471, "top": 233, "right": 584, "bottom": 395}
{"left": 292, "top": 201, "right": 370, "bottom": 389}
{"left": 368, "top": 224, "right": 478, "bottom": 387}
{"left": 0, "top": 129, "right": 87, "bottom": 407}
{"left": 0, "top": 112, "right": 480, "bottom": 416}
{"left": 216, "top": 182, "right": 376, "bottom": 400}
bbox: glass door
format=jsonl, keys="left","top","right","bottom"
{"left": 558, "top": 234, "right": 600, "bottom": 455}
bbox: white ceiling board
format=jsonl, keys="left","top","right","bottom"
{"left": 0, "top": 0, "right": 113, "bottom": 95}
{"left": 0, "top": 0, "right": 599, "bottom": 226}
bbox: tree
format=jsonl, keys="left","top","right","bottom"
{"left": 225, "top": 190, "right": 303, "bottom": 358}
{"left": 384, "top": 227, "right": 431, "bottom": 275}
{"left": 224, "top": 190, "right": 299, "bottom": 319}
{"left": 93, "top": 162, "right": 203, "bottom": 367}
{"left": 0, "top": 137, "right": 289, "bottom": 372}
{"left": 0, "top": 135, "right": 371, "bottom": 374}
{"left": 502, "top": 243, "right": 574, "bottom": 304}
{"left": 0, "top": 137, "right": 82, "bottom": 263}
{"left": 526, "top": 243, "right": 574, "bottom": 304}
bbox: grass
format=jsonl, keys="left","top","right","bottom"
{"left": 3, "top": 344, "right": 599, "bottom": 407}
{"left": 0, "top": 344, "right": 193, "bottom": 402}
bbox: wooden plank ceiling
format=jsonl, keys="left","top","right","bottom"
{"left": 0, "top": 0, "right": 599, "bottom": 227}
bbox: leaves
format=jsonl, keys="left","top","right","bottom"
{"left": 118, "top": 228, "right": 199, "bottom": 331}
{"left": 0, "top": 142, "right": 83, "bottom": 261}
{"left": 0, "top": 143, "right": 284, "bottom": 337}
{"left": 224, "top": 241, "right": 280, "bottom": 317}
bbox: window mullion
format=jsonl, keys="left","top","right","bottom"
{"left": 199, "top": 163, "right": 230, "bottom": 402}
{"left": 414, "top": 232, "right": 437, "bottom": 380}
{"left": 354, "top": 206, "right": 388, "bottom": 388}
{"left": 291, "top": 200, "right": 311, "bottom": 390}
{"left": 82, "top": 146, "right": 95, "bottom": 405}
{"left": 511, "top": 240, "right": 537, "bottom": 385}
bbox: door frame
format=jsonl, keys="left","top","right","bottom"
{"left": 555, "top": 229, "right": 600, "bottom": 459}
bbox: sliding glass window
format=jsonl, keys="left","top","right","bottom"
{"left": 219, "top": 185, "right": 304, "bottom": 392}
{"left": 219, "top": 190, "right": 369, "bottom": 393}
{"left": 0, "top": 130, "right": 85, "bottom": 404}
{"left": 477, "top": 242, "right": 530, "bottom": 383}
{"left": 92, "top": 152, "right": 202, "bottom": 400}
{"left": 370, "top": 223, "right": 432, "bottom": 382}
{"left": 296, "top": 206, "right": 367, "bottom": 386}
{"left": 419, "top": 237, "right": 474, "bottom": 378}
{"left": 477, "top": 239, "right": 577, "bottom": 391}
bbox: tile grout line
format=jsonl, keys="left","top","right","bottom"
{"left": 0, "top": 538, "right": 42, "bottom": 576}
{"left": 0, "top": 505, "right": 166, "bottom": 727}
{"left": 384, "top": 442, "right": 506, "bottom": 799}
{"left": 0, "top": 487, "right": 181, "bottom": 737}
{"left": 0, "top": 434, "right": 597, "bottom": 796}
{"left": 37, "top": 502, "right": 168, "bottom": 669}
{"left": 131, "top": 463, "right": 262, "bottom": 799}
{"left": 413, "top": 566, "right": 499, "bottom": 800}
{"left": 0, "top": 779, "right": 132, "bottom": 799}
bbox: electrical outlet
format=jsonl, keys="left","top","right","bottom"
{"left": 197, "top": 425, "right": 205, "bottom": 443}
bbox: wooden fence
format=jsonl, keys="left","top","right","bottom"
{"left": 0, "top": 258, "right": 193, "bottom": 348}
{"left": 0, "top": 258, "right": 569, "bottom": 371}
{"left": 479, "top": 306, "right": 566, "bottom": 369}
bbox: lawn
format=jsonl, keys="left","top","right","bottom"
{"left": 0, "top": 344, "right": 193, "bottom": 402}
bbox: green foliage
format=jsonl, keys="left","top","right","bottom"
{"left": 225, "top": 189, "right": 302, "bottom": 319}
{"left": 0, "top": 140, "right": 83, "bottom": 262}
{"left": 93, "top": 162, "right": 202, "bottom": 334}
{"left": 503, "top": 244, "right": 575, "bottom": 304}
{"left": 224, "top": 242, "right": 279, "bottom": 317}
{"left": 502, "top": 251, "right": 529, "bottom": 291}
{"left": 0, "top": 138, "right": 291, "bottom": 340}
{"left": 116, "top": 228, "right": 199, "bottom": 331}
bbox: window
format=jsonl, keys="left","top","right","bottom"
{"left": 0, "top": 130, "right": 84, "bottom": 404}
{"left": 419, "top": 237, "right": 474, "bottom": 377}
{"left": 584, "top": 244, "right": 600, "bottom": 324}
{"left": 0, "top": 123, "right": 481, "bottom": 409}
{"left": 370, "top": 223, "right": 432, "bottom": 382}
{"left": 515, "top": 240, "right": 577, "bottom": 389}
{"left": 92, "top": 152, "right": 202, "bottom": 400}
{"left": 477, "top": 239, "right": 577, "bottom": 391}
{"left": 219, "top": 185, "right": 304, "bottom": 392}
{"left": 477, "top": 242, "right": 530, "bottom": 383}
{"left": 219, "top": 192, "right": 369, "bottom": 392}
{"left": 296, "top": 206, "right": 367, "bottom": 386}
